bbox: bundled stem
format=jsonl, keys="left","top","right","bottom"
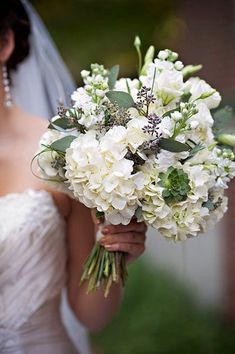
{"left": 80, "top": 242, "right": 128, "bottom": 297}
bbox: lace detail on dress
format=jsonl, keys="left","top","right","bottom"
{"left": 0, "top": 189, "right": 67, "bottom": 329}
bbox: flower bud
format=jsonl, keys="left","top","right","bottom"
{"left": 182, "top": 64, "right": 202, "bottom": 78}
{"left": 217, "top": 134, "right": 235, "bottom": 147}
{"left": 140, "top": 46, "right": 155, "bottom": 75}
{"left": 158, "top": 50, "right": 168, "bottom": 60}
{"left": 174, "top": 61, "right": 184, "bottom": 70}
{"left": 81, "top": 70, "right": 90, "bottom": 78}
{"left": 134, "top": 36, "right": 141, "bottom": 48}
{"left": 96, "top": 89, "right": 105, "bottom": 97}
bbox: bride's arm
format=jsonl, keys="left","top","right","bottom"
{"left": 65, "top": 198, "right": 146, "bottom": 332}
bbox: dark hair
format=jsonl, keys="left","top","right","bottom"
{"left": 0, "top": 0, "right": 31, "bottom": 71}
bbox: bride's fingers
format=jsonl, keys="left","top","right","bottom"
{"left": 101, "top": 220, "right": 147, "bottom": 235}
{"left": 103, "top": 241, "right": 145, "bottom": 258}
{"left": 99, "top": 232, "right": 146, "bottom": 246}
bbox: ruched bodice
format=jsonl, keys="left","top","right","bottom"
{"left": 0, "top": 189, "right": 77, "bottom": 353}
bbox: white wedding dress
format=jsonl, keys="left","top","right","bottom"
{"left": 0, "top": 188, "right": 79, "bottom": 353}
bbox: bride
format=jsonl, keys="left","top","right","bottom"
{"left": 0, "top": 1, "right": 147, "bottom": 353}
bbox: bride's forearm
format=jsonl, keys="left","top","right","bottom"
{"left": 67, "top": 279, "right": 123, "bottom": 332}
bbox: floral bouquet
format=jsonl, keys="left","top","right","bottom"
{"left": 35, "top": 37, "right": 235, "bottom": 297}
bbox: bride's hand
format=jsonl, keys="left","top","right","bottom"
{"left": 98, "top": 219, "right": 147, "bottom": 265}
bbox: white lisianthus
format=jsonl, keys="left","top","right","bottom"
{"left": 154, "top": 69, "right": 184, "bottom": 105}
{"left": 187, "top": 102, "right": 214, "bottom": 144}
{"left": 186, "top": 77, "right": 221, "bottom": 109}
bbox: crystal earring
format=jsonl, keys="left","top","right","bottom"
{"left": 2, "top": 64, "right": 12, "bottom": 108}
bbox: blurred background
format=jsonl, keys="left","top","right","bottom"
{"left": 31, "top": 0, "right": 235, "bottom": 353}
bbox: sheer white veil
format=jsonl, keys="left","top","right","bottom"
{"left": 11, "top": 1, "right": 91, "bottom": 354}
{"left": 12, "top": 0, "right": 75, "bottom": 119}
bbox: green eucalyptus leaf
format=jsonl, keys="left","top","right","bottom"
{"left": 48, "top": 117, "right": 74, "bottom": 130}
{"left": 159, "top": 138, "right": 190, "bottom": 152}
{"left": 106, "top": 90, "right": 135, "bottom": 108}
{"left": 108, "top": 65, "right": 119, "bottom": 90}
{"left": 213, "top": 106, "right": 234, "bottom": 131}
{"left": 202, "top": 200, "right": 215, "bottom": 211}
{"left": 50, "top": 135, "right": 77, "bottom": 153}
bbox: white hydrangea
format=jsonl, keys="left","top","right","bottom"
{"left": 65, "top": 129, "right": 147, "bottom": 225}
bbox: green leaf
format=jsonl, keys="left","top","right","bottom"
{"left": 106, "top": 91, "right": 135, "bottom": 108}
{"left": 159, "top": 138, "right": 190, "bottom": 152}
{"left": 108, "top": 65, "right": 119, "bottom": 90}
{"left": 50, "top": 135, "right": 77, "bottom": 153}
{"left": 48, "top": 117, "right": 74, "bottom": 130}
{"left": 96, "top": 210, "right": 105, "bottom": 219}
{"left": 181, "top": 142, "right": 205, "bottom": 163}
{"left": 213, "top": 106, "right": 234, "bottom": 131}
{"left": 202, "top": 200, "right": 215, "bottom": 211}
{"left": 162, "top": 107, "right": 180, "bottom": 118}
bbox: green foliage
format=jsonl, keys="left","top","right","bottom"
{"left": 180, "top": 141, "right": 205, "bottom": 163}
{"left": 158, "top": 166, "right": 191, "bottom": 205}
{"left": 96, "top": 210, "right": 105, "bottom": 219}
{"left": 48, "top": 117, "right": 74, "bottom": 130}
{"left": 106, "top": 91, "right": 135, "bottom": 108}
{"left": 108, "top": 65, "right": 120, "bottom": 90}
{"left": 92, "top": 260, "right": 235, "bottom": 354}
{"left": 50, "top": 135, "right": 76, "bottom": 153}
{"left": 159, "top": 138, "right": 190, "bottom": 152}
{"left": 213, "top": 106, "right": 234, "bottom": 135}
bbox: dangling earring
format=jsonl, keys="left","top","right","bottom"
{"left": 2, "top": 64, "right": 12, "bottom": 108}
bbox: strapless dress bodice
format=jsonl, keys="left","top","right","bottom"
{"left": 0, "top": 189, "right": 77, "bottom": 353}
